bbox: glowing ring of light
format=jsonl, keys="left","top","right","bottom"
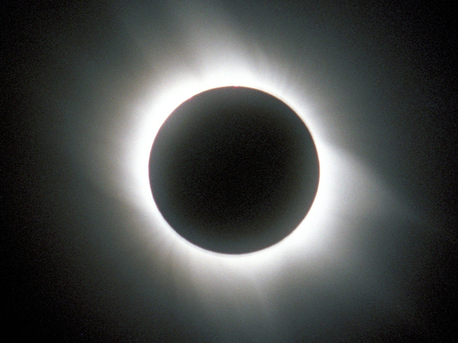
{"left": 97, "top": 6, "right": 393, "bottom": 283}
{"left": 130, "top": 67, "right": 336, "bottom": 261}
{"left": 106, "top": 57, "right": 390, "bottom": 284}
{"left": 75, "top": 3, "right": 404, "bottom": 327}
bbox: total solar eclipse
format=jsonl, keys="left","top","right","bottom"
{"left": 149, "top": 87, "right": 319, "bottom": 254}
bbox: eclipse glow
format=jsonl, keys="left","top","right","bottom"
{"left": 86, "top": 2, "right": 405, "bottom": 327}
{"left": 118, "top": 63, "right": 394, "bottom": 272}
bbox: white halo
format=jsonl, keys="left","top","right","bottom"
{"left": 82, "top": 1, "right": 400, "bottom": 326}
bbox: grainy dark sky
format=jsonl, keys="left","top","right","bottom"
{"left": 3, "top": 1, "right": 457, "bottom": 341}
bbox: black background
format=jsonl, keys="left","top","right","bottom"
{"left": 3, "top": 0, "right": 457, "bottom": 341}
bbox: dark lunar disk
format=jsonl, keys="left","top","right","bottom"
{"left": 149, "top": 87, "right": 319, "bottom": 254}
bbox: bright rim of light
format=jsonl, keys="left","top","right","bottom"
{"left": 87, "top": 2, "right": 398, "bottom": 315}
{"left": 125, "top": 65, "right": 388, "bottom": 263}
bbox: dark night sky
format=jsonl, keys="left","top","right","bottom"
{"left": 2, "top": 1, "right": 457, "bottom": 342}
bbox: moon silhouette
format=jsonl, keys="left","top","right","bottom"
{"left": 149, "top": 87, "right": 319, "bottom": 254}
